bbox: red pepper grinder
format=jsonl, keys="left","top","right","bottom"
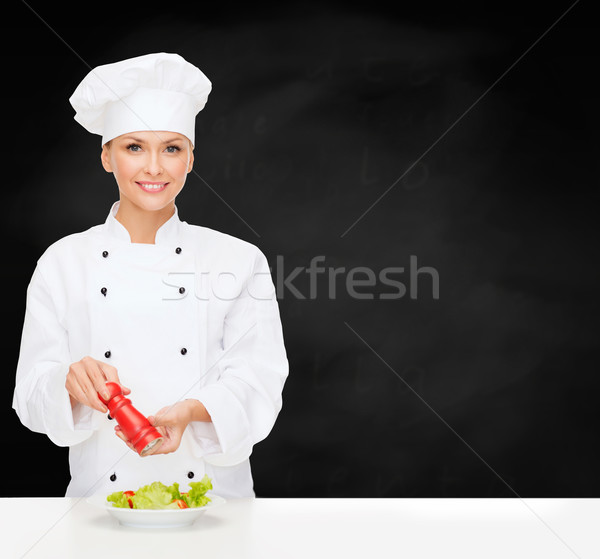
{"left": 98, "top": 382, "right": 163, "bottom": 457}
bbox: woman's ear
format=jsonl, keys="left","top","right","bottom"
{"left": 187, "top": 146, "right": 194, "bottom": 174}
{"left": 100, "top": 144, "right": 113, "bottom": 173}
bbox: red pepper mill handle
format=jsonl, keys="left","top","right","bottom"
{"left": 98, "top": 382, "right": 163, "bottom": 457}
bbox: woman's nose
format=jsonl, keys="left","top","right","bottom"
{"left": 144, "top": 153, "right": 163, "bottom": 175}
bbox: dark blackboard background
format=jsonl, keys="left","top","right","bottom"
{"left": 2, "top": 0, "right": 598, "bottom": 497}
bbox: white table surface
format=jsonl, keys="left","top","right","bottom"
{"left": 1, "top": 497, "right": 597, "bottom": 559}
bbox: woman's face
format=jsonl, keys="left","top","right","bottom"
{"left": 101, "top": 131, "right": 194, "bottom": 212}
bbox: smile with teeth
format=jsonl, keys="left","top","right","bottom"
{"left": 136, "top": 181, "right": 168, "bottom": 192}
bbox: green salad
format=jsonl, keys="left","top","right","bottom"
{"left": 107, "top": 475, "right": 213, "bottom": 510}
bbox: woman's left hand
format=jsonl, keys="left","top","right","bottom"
{"left": 114, "top": 400, "right": 194, "bottom": 455}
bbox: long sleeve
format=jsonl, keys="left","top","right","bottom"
{"left": 188, "top": 248, "right": 289, "bottom": 466}
{"left": 13, "top": 263, "right": 94, "bottom": 447}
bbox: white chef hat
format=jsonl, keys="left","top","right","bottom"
{"left": 69, "top": 52, "right": 212, "bottom": 146}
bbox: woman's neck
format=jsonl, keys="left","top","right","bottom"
{"left": 114, "top": 198, "right": 175, "bottom": 244}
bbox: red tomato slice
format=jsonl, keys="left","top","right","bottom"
{"left": 123, "top": 491, "right": 135, "bottom": 509}
{"left": 173, "top": 499, "right": 189, "bottom": 509}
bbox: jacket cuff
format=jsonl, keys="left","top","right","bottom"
{"left": 41, "top": 363, "right": 95, "bottom": 446}
{"left": 186, "top": 420, "right": 222, "bottom": 457}
{"left": 188, "top": 383, "right": 254, "bottom": 466}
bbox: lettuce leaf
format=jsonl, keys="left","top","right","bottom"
{"left": 106, "top": 490, "right": 130, "bottom": 509}
{"left": 167, "top": 481, "right": 182, "bottom": 501}
{"left": 184, "top": 474, "right": 213, "bottom": 508}
{"left": 106, "top": 477, "right": 213, "bottom": 509}
{"left": 130, "top": 481, "right": 175, "bottom": 510}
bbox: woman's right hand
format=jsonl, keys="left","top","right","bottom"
{"left": 66, "top": 356, "right": 131, "bottom": 413}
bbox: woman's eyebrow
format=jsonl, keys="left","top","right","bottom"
{"left": 122, "top": 136, "right": 146, "bottom": 143}
{"left": 121, "top": 135, "right": 184, "bottom": 144}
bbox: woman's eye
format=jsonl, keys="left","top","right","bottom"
{"left": 165, "top": 145, "right": 181, "bottom": 153}
{"left": 126, "top": 144, "right": 142, "bottom": 152}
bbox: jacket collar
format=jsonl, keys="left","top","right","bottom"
{"left": 103, "top": 201, "right": 183, "bottom": 245}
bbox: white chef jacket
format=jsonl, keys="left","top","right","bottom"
{"left": 13, "top": 201, "right": 289, "bottom": 499}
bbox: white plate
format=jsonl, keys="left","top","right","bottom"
{"left": 86, "top": 493, "right": 226, "bottom": 528}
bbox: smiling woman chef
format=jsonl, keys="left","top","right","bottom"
{"left": 12, "top": 53, "right": 289, "bottom": 499}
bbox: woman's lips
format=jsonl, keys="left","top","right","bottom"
{"left": 136, "top": 181, "right": 168, "bottom": 193}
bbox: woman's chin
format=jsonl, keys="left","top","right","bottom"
{"left": 118, "top": 192, "right": 176, "bottom": 213}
